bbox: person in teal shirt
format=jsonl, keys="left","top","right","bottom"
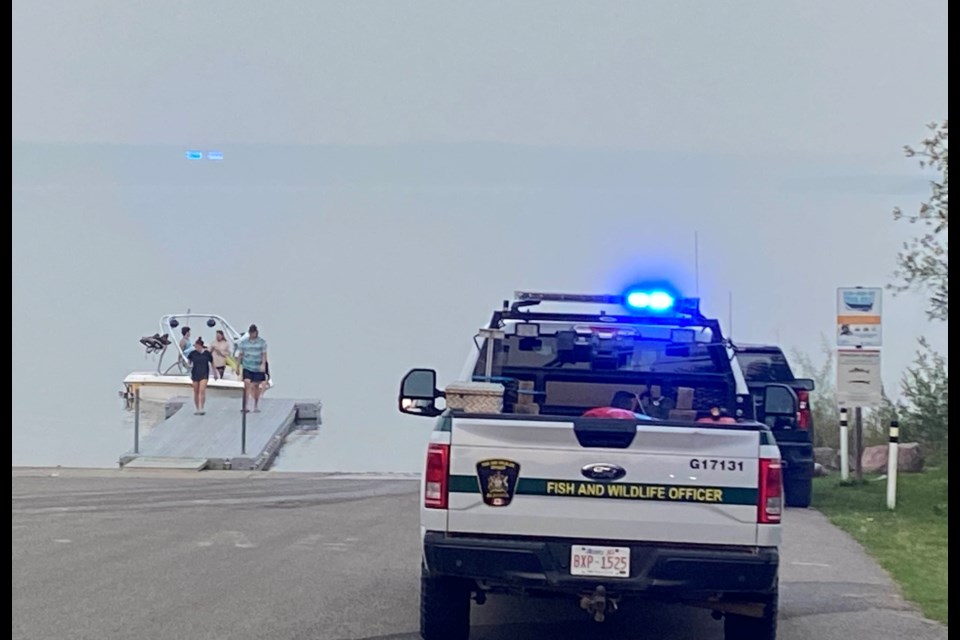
{"left": 237, "top": 324, "right": 269, "bottom": 412}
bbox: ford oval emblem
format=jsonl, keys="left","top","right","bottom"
{"left": 581, "top": 463, "right": 626, "bottom": 481}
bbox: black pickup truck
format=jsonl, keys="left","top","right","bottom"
{"left": 734, "top": 344, "right": 815, "bottom": 508}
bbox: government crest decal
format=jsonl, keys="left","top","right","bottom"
{"left": 476, "top": 459, "right": 521, "bottom": 507}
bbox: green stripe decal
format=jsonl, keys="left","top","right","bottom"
{"left": 449, "top": 475, "right": 757, "bottom": 505}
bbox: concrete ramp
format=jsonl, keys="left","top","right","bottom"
{"left": 120, "top": 397, "right": 321, "bottom": 471}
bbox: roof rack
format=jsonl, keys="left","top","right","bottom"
{"left": 510, "top": 291, "right": 702, "bottom": 316}
{"left": 514, "top": 291, "right": 625, "bottom": 305}
{"left": 493, "top": 290, "right": 718, "bottom": 335}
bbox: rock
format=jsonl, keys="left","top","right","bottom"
{"left": 814, "top": 447, "right": 837, "bottom": 469}
{"left": 813, "top": 462, "right": 829, "bottom": 477}
{"left": 861, "top": 445, "right": 888, "bottom": 473}
{"left": 831, "top": 451, "right": 857, "bottom": 472}
{"left": 860, "top": 442, "right": 925, "bottom": 473}
{"left": 897, "top": 443, "right": 925, "bottom": 472}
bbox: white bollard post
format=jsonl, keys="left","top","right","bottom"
{"left": 887, "top": 420, "right": 899, "bottom": 510}
{"left": 839, "top": 407, "right": 849, "bottom": 482}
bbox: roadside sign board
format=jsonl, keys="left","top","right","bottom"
{"left": 836, "top": 349, "right": 883, "bottom": 408}
{"left": 837, "top": 287, "right": 882, "bottom": 347}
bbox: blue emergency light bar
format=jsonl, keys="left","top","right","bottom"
{"left": 625, "top": 290, "right": 675, "bottom": 311}
{"left": 513, "top": 291, "right": 700, "bottom": 316}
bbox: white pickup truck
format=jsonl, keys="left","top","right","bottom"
{"left": 398, "top": 291, "right": 799, "bottom": 640}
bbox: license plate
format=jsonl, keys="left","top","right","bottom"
{"left": 570, "top": 545, "right": 630, "bottom": 578}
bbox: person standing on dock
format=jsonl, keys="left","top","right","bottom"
{"left": 187, "top": 337, "right": 217, "bottom": 415}
{"left": 238, "top": 324, "right": 268, "bottom": 413}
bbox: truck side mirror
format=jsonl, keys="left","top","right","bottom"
{"left": 399, "top": 368, "right": 443, "bottom": 417}
{"left": 763, "top": 383, "right": 798, "bottom": 417}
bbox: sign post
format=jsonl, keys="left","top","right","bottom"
{"left": 839, "top": 407, "right": 849, "bottom": 481}
{"left": 836, "top": 287, "right": 883, "bottom": 486}
{"left": 855, "top": 407, "right": 863, "bottom": 482}
{"left": 887, "top": 420, "right": 899, "bottom": 510}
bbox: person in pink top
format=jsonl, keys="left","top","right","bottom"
{"left": 209, "top": 330, "right": 233, "bottom": 380}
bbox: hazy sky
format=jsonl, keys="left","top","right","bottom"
{"left": 12, "top": 1, "right": 948, "bottom": 470}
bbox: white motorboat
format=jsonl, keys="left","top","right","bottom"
{"left": 120, "top": 313, "right": 272, "bottom": 407}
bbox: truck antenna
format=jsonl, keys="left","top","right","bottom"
{"left": 728, "top": 291, "right": 733, "bottom": 340}
{"left": 694, "top": 231, "right": 700, "bottom": 298}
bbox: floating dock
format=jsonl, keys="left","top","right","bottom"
{"left": 119, "top": 396, "right": 321, "bottom": 471}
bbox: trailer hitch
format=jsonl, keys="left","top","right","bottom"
{"left": 579, "top": 585, "right": 619, "bottom": 622}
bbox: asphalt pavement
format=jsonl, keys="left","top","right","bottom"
{"left": 12, "top": 468, "right": 948, "bottom": 640}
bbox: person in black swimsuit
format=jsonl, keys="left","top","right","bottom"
{"left": 187, "top": 338, "right": 217, "bottom": 415}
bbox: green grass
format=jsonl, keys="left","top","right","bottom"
{"left": 813, "top": 465, "right": 948, "bottom": 625}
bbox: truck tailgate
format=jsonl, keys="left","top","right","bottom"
{"left": 447, "top": 417, "right": 763, "bottom": 546}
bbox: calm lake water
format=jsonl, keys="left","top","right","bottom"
{"left": 12, "top": 395, "right": 431, "bottom": 474}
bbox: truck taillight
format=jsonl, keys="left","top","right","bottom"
{"left": 424, "top": 443, "right": 450, "bottom": 509}
{"left": 758, "top": 458, "right": 783, "bottom": 524}
{"left": 796, "top": 390, "right": 811, "bottom": 430}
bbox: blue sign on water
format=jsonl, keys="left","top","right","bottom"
{"left": 185, "top": 150, "right": 203, "bottom": 160}
{"left": 207, "top": 151, "right": 224, "bottom": 160}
